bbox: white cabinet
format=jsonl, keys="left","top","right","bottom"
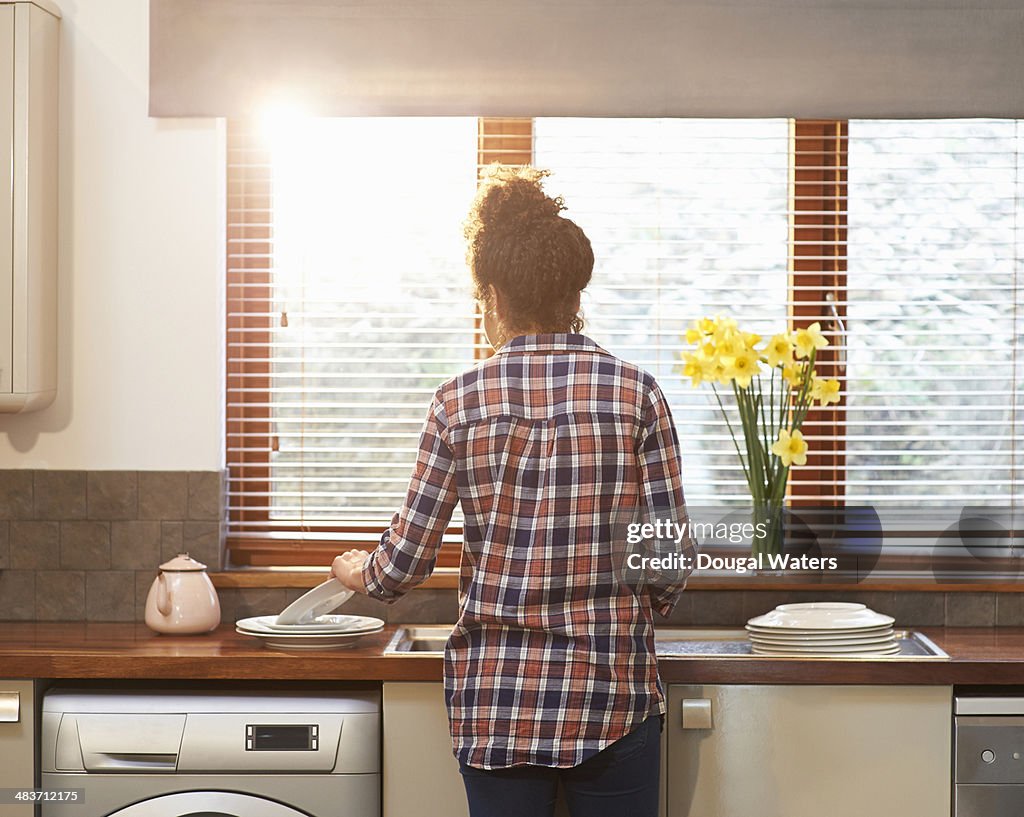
{"left": 0, "top": 0, "right": 59, "bottom": 413}
{"left": 667, "top": 684, "right": 952, "bottom": 817}
{"left": 382, "top": 683, "right": 469, "bottom": 817}
{"left": 384, "top": 681, "right": 952, "bottom": 817}
{"left": 0, "top": 681, "right": 34, "bottom": 817}
{"left": 382, "top": 682, "right": 665, "bottom": 817}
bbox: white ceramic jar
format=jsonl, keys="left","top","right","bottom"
{"left": 144, "top": 553, "right": 221, "bottom": 635}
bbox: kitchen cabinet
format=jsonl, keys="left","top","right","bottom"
{"left": 0, "top": 0, "right": 59, "bottom": 413}
{"left": 382, "top": 682, "right": 668, "bottom": 817}
{"left": 382, "top": 683, "right": 468, "bottom": 817}
{"left": 0, "top": 680, "right": 34, "bottom": 817}
{"left": 667, "top": 684, "right": 951, "bottom": 817}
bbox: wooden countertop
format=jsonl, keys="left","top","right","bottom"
{"left": 2, "top": 623, "right": 1024, "bottom": 684}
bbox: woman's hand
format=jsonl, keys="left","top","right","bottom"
{"left": 331, "top": 549, "right": 371, "bottom": 594}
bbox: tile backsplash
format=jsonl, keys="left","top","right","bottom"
{"left": 0, "top": 470, "right": 224, "bottom": 622}
{"left": 2, "top": 469, "right": 1023, "bottom": 626}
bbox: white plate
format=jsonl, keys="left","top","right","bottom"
{"left": 746, "top": 623, "right": 894, "bottom": 638}
{"left": 239, "top": 616, "right": 384, "bottom": 638}
{"left": 748, "top": 633, "right": 897, "bottom": 648}
{"left": 751, "top": 641, "right": 899, "bottom": 655}
{"left": 745, "top": 626, "right": 897, "bottom": 638}
{"left": 775, "top": 602, "right": 866, "bottom": 613}
{"left": 236, "top": 614, "right": 371, "bottom": 634}
{"left": 747, "top": 602, "right": 894, "bottom": 631}
{"left": 275, "top": 578, "right": 354, "bottom": 625}
{"left": 236, "top": 622, "right": 384, "bottom": 651}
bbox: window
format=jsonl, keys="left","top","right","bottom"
{"left": 844, "top": 120, "right": 1023, "bottom": 509}
{"left": 532, "top": 118, "right": 791, "bottom": 504}
{"left": 226, "top": 118, "right": 481, "bottom": 566}
{"left": 227, "top": 116, "right": 1024, "bottom": 576}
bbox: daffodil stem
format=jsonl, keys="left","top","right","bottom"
{"left": 734, "top": 382, "right": 765, "bottom": 503}
{"left": 712, "top": 384, "right": 751, "bottom": 488}
{"left": 757, "top": 378, "right": 771, "bottom": 493}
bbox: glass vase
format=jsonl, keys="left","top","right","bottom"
{"left": 751, "top": 501, "right": 785, "bottom": 563}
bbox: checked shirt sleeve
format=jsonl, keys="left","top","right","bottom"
{"left": 637, "top": 381, "right": 694, "bottom": 617}
{"left": 361, "top": 392, "right": 459, "bottom": 601}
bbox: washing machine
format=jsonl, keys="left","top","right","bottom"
{"left": 40, "top": 687, "right": 380, "bottom": 817}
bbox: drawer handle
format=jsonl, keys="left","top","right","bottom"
{"left": 0, "top": 692, "right": 20, "bottom": 723}
{"left": 681, "top": 698, "right": 713, "bottom": 730}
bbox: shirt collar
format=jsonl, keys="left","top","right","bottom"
{"left": 495, "top": 333, "right": 609, "bottom": 356}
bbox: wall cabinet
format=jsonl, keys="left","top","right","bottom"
{"left": 0, "top": 680, "right": 34, "bottom": 817}
{"left": 667, "top": 684, "right": 952, "bottom": 817}
{"left": 0, "top": 0, "right": 59, "bottom": 413}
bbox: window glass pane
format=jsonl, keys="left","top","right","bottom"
{"left": 845, "top": 119, "right": 1024, "bottom": 507}
{"left": 535, "top": 119, "right": 790, "bottom": 504}
{"left": 267, "top": 118, "right": 478, "bottom": 522}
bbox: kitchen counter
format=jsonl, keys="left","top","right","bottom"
{"left": 1, "top": 623, "right": 1024, "bottom": 683}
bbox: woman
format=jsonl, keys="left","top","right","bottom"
{"left": 333, "top": 166, "right": 693, "bottom": 817}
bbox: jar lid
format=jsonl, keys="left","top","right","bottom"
{"left": 158, "top": 553, "right": 207, "bottom": 572}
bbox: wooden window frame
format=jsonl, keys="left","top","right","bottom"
{"left": 226, "top": 117, "right": 850, "bottom": 568}
{"left": 788, "top": 119, "right": 848, "bottom": 506}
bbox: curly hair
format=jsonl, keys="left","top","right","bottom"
{"left": 464, "top": 165, "right": 593, "bottom": 335}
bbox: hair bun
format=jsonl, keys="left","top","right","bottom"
{"left": 473, "top": 165, "right": 565, "bottom": 233}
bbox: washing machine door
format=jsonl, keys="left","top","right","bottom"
{"left": 106, "top": 791, "right": 312, "bottom": 817}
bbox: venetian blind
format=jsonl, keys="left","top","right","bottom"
{"left": 533, "top": 119, "right": 792, "bottom": 506}
{"left": 226, "top": 118, "right": 481, "bottom": 564}
{"left": 840, "top": 120, "right": 1024, "bottom": 530}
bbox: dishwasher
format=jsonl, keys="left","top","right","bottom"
{"left": 955, "top": 694, "right": 1024, "bottom": 815}
{"left": 40, "top": 687, "right": 380, "bottom": 817}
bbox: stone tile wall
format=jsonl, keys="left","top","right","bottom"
{"left": 2, "top": 469, "right": 1023, "bottom": 626}
{"left": 0, "top": 470, "right": 224, "bottom": 621}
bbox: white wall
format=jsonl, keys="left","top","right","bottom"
{"left": 0, "top": 0, "right": 224, "bottom": 470}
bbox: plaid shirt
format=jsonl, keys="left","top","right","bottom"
{"left": 362, "top": 333, "right": 693, "bottom": 769}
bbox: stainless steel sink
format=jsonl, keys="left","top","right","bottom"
{"left": 653, "top": 627, "right": 948, "bottom": 660}
{"left": 384, "top": 626, "right": 452, "bottom": 655}
{"left": 384, "top": 626, "right": 948, "bottom": 660}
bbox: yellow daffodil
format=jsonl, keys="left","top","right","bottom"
{"left": 771, "top": 429, "right": 808, "bottom": 467}
{"left": 712, "top": 317, "right": 739, "bottom": 346}
{"left": 742, "top": 332, "right": 762, "bottom": 351}
{"left": 716, "top": 315, "right": 738, "bottom": 333}
{"left": 763, "top": 333, "right": 793, "bottom": 367}
{"left": 698, "top": 317, "right": 716, "bottom": 335}
{"left": 721, "top": 348, "right": 760, "bottom": 388}
{"left": 794, "top": 321, "right": 829, "bottom": 359}
{"left": 681, "top": 352, "right": 705, "bottom": 387}
{"left": 716, "top": 334, "right": 744, "bottom": 358}
{"left": 812, "top": 377, "right": 841, "bottom": 406}
{"left": 782, "top": 362, "right": 804, "bottom": 388}
{"left": 685, "top": 327, "right": 702, "bottom": 344}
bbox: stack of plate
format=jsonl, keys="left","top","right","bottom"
{"left": 236, "top": 578, "right": 384, "bottom": 651}
{"left": 745, "top": 602, "right": 897, "bottom": 656}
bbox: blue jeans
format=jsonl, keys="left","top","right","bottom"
{"left": 458, "top": 715, "right": 662, "bottom": 817}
